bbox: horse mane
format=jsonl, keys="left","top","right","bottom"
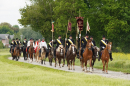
{"left": 56, "top": 45, "right": 63, "bottom": 52}
{"left": 69, "top": 44, "right": 76, "bottom": 51}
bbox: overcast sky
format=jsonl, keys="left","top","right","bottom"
{"left": 0, "top": 0, "right": 31, "bottom": 28}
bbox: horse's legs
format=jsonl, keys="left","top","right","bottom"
{"left": 70, "top": 60, "right": 72, "bottom": 70}
{"left": 102, "top": 60, "right": 105, "bottom": 72}
{"left": 82, "top": 60, "right": 84, "bottom": 71}
{"left": 59, "top": 58, "right": 61, "bottom": 68}
{"left": 106, "top": 61, "right": 108, "bottom": 74}
{"left": 89, "top": 59, "right": 92, "bottom": 72}
{"left": 44, "top": 56, "right": 46, "bottom": 65}
{"left": 85, "top": 60, "right": 87, "bottom": 72}
{"left": 62, "top": 58, "right": 65, "bottom": 67}
{"left": 73, "top": 60, "right": 75, "bottom": 70}
{"left": 55, "top": 57, "right": 56, "bottom": 67}
{"left": 67, "top": 59, "right": 70, "bottom": 70}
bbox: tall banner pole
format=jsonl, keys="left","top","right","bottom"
{"left": 51, "top": 21, "right": 54, "bottom": 57}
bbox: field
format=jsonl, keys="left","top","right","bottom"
{"left": 0, "top": 48, "right": 130, "bottom": 86}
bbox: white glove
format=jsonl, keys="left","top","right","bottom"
{"left": 52, "top": 40, "right": 53, "bottom": 42}
{"left": 102, "top": 46, "right": 105, "bottom": 49}
{"left": 65, "top": 38, "right": 67, "bottom": 41}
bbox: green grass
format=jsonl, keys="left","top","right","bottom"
{"left": 0, "top": 55, "right": 130, "bottom": 86}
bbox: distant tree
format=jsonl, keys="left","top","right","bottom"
{"left": 0, "top": 25, "right": 14, "bottom": 35}
{"left": 0, "top": 41, "right": 4, "bottom": 49}
{"left": 12, "top": 25, "right": 19, "bottom": 33}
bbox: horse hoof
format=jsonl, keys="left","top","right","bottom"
{"left": 73, "top": 68, "right": 75, "bottom": 70}
{"left": 82, "top": 69, "right": 84, "bottom": 71}
{"left": 106, "top": 72, "right": 108, "bottom": 74}
{"left": 62, "top": 65, "right": 64, "bottom": 67}
{"left": 68, "top": 68, "right": 70, "bottom": 70}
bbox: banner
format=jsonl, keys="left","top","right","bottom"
{"left": 51, "top": 21, "right": 54, "bottom": 32}
{"left": 68, "top": 21, "right": 72, "bottom": 31}
{"left": 86, "top": 19, "right": 90, "bottom": 33}
{"left": 75, "top": 17, "right": 84, "bottom": 31}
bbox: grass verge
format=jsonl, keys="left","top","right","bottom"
{"left": 0, "top": 55, "right": 130, "bottom": 86}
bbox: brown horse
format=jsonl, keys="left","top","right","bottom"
{"left": 91, "top": 46, "right": 100, "bottom": 71}
{"left": 41, "top": 46, "right": 46, "bottom": 65}
{"left": 48, "top": 48, "right": 53, "bottom": 66}
{"left": 35, "top": 46, "right": 40, "bottom": 63}
{"left": 101, "top": 42, "right": 112, "bottom": 74}
{"left": 66, "top": 44, "right": 76, "bottom": 70}
{"left": 55, "top": 45, "right": 65, "bottom": 68}
{"left": 82, "top": 40, "right": 93, "bottom": 72}
{"left": 11, "top": 45, "right": 20, "bottom": 61}
{"left": 27, "top": 42, "right": 34, "bottom": 63}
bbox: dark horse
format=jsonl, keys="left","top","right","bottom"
{"left": 92, "top": 46, "right": 100, "bottom": 71}
{"left": 55, "top": 45, "right": 65, "bottom": 68}
{"left": 101, "top": 42, "right": 112, "bottom": 74}
{"left": 48, "top": 48, "right": 53, "bottom": 66}
{"left": 27, "top": 42, "right": 34, "bottom": 63}
{"left": 23, "top": 45, "right": 27, "bottom": 60}
{"left": 11, "top": 45, "right": 20, "bottom": 61}
{"left": 82, "top": 40, "right": 93, "bottom": 72}
{"left": 66, "top": 44, "right": 76, "bottom": 70}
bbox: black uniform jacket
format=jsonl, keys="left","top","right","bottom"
{"left": 53, "top": 39, "right": 64, "bottom": 48}
{"left": 23, "top": 40, "right": 27, "bottom": 46}
{"left": 66, "top": 39, "right": 75, "bottom": 48}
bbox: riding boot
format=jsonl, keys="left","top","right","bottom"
{"left": 80, "top": 49, "right": 83, "bottom": 59}
{"left": 109, "top": 53, "right": 113, "bottom": 61}
{"left": 92, "top": 48, "right": 95, "bottom": 58}
{"left": 10, "top": 48, "right": 11, "bottom": 53}
{"left": 54, "top": 48, "right": 56, "bottom": 58}
{"left": 98, "top": 51, "right": 101, "bottom": 61}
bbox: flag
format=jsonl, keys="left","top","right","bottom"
{"left": 51, "top": 21, "right": 54, "bottom": 32}
{"left": 86, "top": 19, "right": 90, "bottom": 33}
{"left": 68, "top": 21, "right": 72, "bottom": 31}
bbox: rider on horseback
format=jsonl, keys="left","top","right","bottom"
{"left": 53, "top": 35, "right": 64, "bottom": 58}
{"left": 10, "top": 39, "right": 15, "bottom": 53}
{"left": 27, "top": 38, "right": 34, "bottom": 53}
{"left": 39, "top": 37, "right": 47, "bottom": 57}
{"left": 90, "top": 36, "right": 97, "bottom": 58}
{"left": 77, "top": 34, "right": 89, "bottom": 59}
{"left": 98, "top": 35, "right": 113, "bottom": 61}
{"left": 23, "top": 38, "right": 27, "bottom": 47}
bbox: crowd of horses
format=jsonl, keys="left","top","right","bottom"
{"left": 10, "top": 40, "right": 112, "bottom": 74}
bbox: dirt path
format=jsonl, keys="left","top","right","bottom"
{"left": 8, "top": 57, "right": 130, "bottom": 80}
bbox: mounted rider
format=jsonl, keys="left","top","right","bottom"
{"left": 27, "top": 38, "right": 34, "bottom": 53}
{"left": 98, "top": 35, "right": 113, "bottom": 61}
{"left": 66, "top": 35, "right": 75, "bottom": 49}
{"left": 23, "top": 38, "right": 27, "bottom": 47}
{"left": 39, "top": 37, "right": 47, "bottom": 57}
{"left": 90, "top": 36, "right": 97, "bottom": 58}
{"left": 10, "top": 39, "right": 15, "bottom": 53}
{"left": 53, "top": 35, "right": 64, "bottom": 58}
{"left": 14, "top": 38, "right": 19, "bottom": 46}
{"left": 78, "top": 34, "right": 89, "bottom": 58}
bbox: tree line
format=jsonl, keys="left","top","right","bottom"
{"left": 18, "top": 0, "right": 130, "bottom": 53}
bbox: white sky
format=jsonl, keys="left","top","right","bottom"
{"left": 0, "top": 0, "right": 31, "bottom": 28}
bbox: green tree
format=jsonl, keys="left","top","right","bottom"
{"left": 0, "top": 25, "right": 14, "bottom": 35}
{"left": 12, "top": 25, "right": 19, "bottom": 33}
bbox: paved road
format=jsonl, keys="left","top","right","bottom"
{"left": 8, "top": 57, "right": 130, "bottom": 80}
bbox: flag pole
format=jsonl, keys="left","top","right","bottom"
{"left": 79, "top": 9, "right": 81, "bottom": 59}
{"left": 86, "top": 19, "right": 88, "bottom": 34}
{"left": 51, "top": 20, "right": 54, "bottom": 57}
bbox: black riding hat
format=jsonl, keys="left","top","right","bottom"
{"left": 69, "top": 35, "right": 72, "bottom": 37}
{"left": 58, "top": 35, "right": 61, "bottom": 37}
{"left": 90, "top": 36, "right": 93, "bottom": 38}
{"left": 102, "top": 35, "right": 105, "bottom": 38}
{"left": 86, "top": 34, "right": 89, "bottom": 36}
{"left": 24, "top": 37, "right": 26, "bottom": 39}
{"left": 16, "top": 38, "right": 18, "bottom": 40}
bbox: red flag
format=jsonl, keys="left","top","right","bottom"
{"left": 51, "top": 22, "right": 54, "bottom": 32}
{"left": 68, "top": 21, "right": 72, "bottom": 31}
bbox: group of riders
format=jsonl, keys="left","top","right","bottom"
{"left": 10, "top": 34, "right": 113, "bottom": 61}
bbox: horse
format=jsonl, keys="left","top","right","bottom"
{"left": 48, "top": 48, "right": 53, "bottom": 66}
{"left": 23, "top": 45, "right": 27, "bottom": 60}
{"left": 11, "top": 45, "right": 20, "bottom": 61}
{"left": 101, "top": 42, "right": 112, "bottom": 74}
{"left": 35, "top": 46, "right": 41, "bottom": 63}
{"left": 91, "top": 46, "right": 100, "bottom": 71}
{"left": 66, "top": 44, "right": 76, "bottom": 70}
{"left": 82, "top": 40, "right": 93, "bottom": 72}
{"left": 41, "top": 46, "right": 46, "bottom": 65}
{"left": 55, "top": 45, "right": 65, "bottom": 68}
{"left": 27, "top": 42, "right": 34, "bottom": 63}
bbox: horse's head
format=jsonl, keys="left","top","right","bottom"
{"left": 93, "top": 46, "right": 100, "bottom": 56}
{"left": 41, "top": 46, "right": 46, "bottom": 53}
{"left": 58, "top": 45, "right": 64, "bottom": 56}
{"left": 106, "top": 42, "right": 112, "bottom": 53}
{"left": 86, "top": 40, "right": 92, "bottom": 49}
{"left": 69, "top": 44, "right": 76, "bottom": 55}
